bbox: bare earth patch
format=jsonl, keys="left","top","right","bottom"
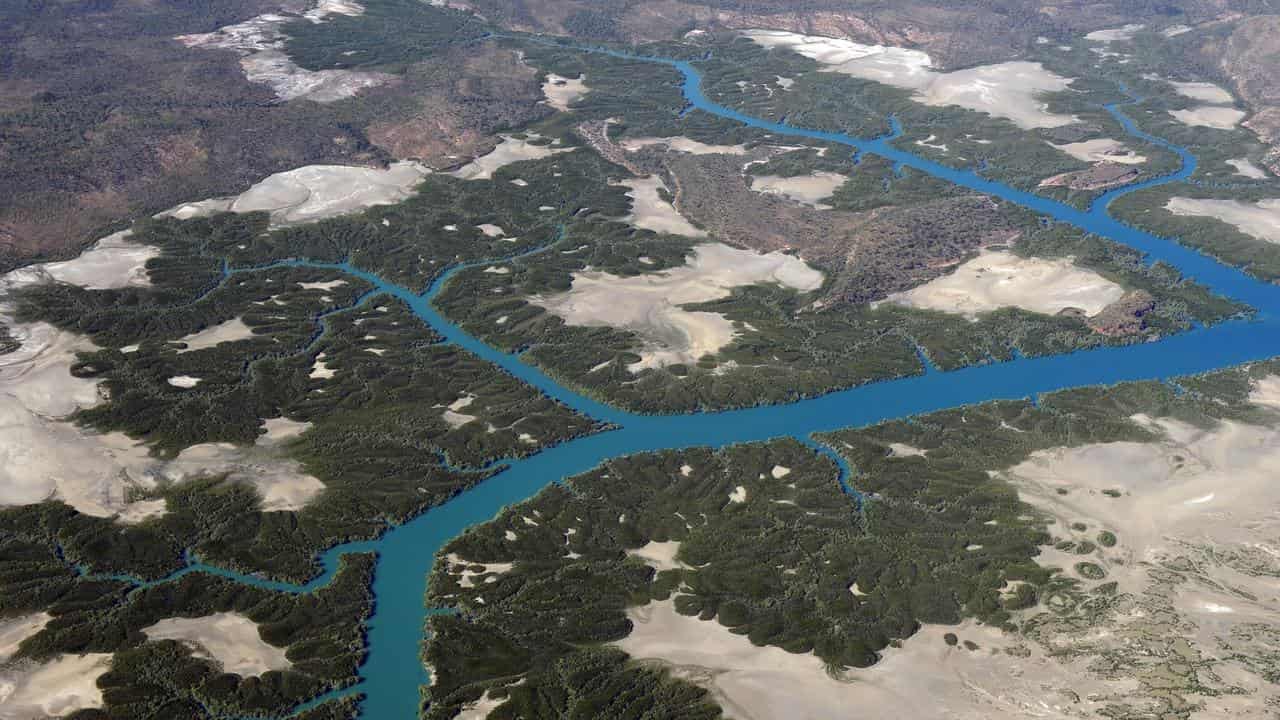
{"left": 615, "top": 379, "right": 1280, "bottom": 719}
{"left": 1166, "top": 197, "right": 1280, "bottom": 243}
{"left": 614, "top": 602, "right": 1105, "bottom": 720}
{"left": 174, "top": 317, "right": 256, "bottom": 353}
{"left": 1085, "top": 24, "right": 1145, "bottom": 43}
{"left": 748, "top": 172, "right": 847, "bottom": 209}
{"left": 532, "top": 243, "right": 823, "bottom": 371}
{"left": 443, "top": 553, "right": 514, "bottom": 589}
{"left": 164, "top": 161, "right": 429, "bottom": 227}
{"left": 988, "top": 393, "right": 1280, "bottom": 716}
{"left": 620, "top": 137, "right": 750, "bottom": 155}
{"left": 38, "top": 231, "right": 158, "bottom": 290}
{"left": 175, "top": 2, "right": 394, "bottom": 103}
{"left": 1227, "top": 157, "right": 1269, "bottom": 178}
{"left": 541, "top": 73, "right": 587, "bottom": 111}
{"left": 1, "top": 247, "right": 325, "bottom": 520}
{"left": 1049, "top": 138, "right": 1146, "bottom": 165}
{"left": 882, "top": 250, "right": 1125, "bottom": 318}
{"left": 142, "top": 612, "right": 291, "bottom": 677}
{"left": 448, "top": 135, "right": 572, "bottom": 180}
{"left": 0, "top": 614, "right": 49, "bottom": 663}
{"left": 615, "top": 176, "right": 707, "bottom": 237}
{"left": 1168, "top": 80, "right": 1235, "bottom": 104}
{"left": 0, "top": 653, "right": 112, "bottom": 720}
{"left": 1169, "top": 106, "right": 1247, "bottom": 129}
{"left": 626, "top": 541, "right": 686, "bottom": 572}
{"left": 743, "top": 30, "right": 1077, "bottom": 129}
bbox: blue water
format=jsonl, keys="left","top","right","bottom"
{"left": 95, "top": 42, "right": 1280, "bottom": 719}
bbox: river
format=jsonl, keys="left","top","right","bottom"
{"left": 112, "top": 42, "right": 1280, "bottom": 719}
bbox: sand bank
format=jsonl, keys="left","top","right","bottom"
{"left": 143, "top": 612, "right": 290, "bottom": 676}
{"left": 0, "top": 237, "right": 323, "bottom": 522}
{"left": 1006, "top": 414, "right": 1280, "bottom": 579}
{"left": 162, "top": 418, "right": 324, "bottom": 512}
{"left": 615, "top": 602, "right": 1105, "bottom": 720}
{"left": 0, "top": 614, "right": 50, "bottom": 663}
{"left": 175, "top": 2, "right": 393, "bottom": 103}
{"left": 1085, "top": 24, "right": 1145, "bottom": 42}
{"left": 0, "top": 653, "right": 112, "bottom": 719}
{"left": 174, "top": 317, "right": 256, "bottom": 353}
{"left": 748, "top": 172, "right": 846, "bottom": 209}
{"left": 448, "top": 135, "right": 572, "bottom": 180}
{"left": 164, "top": 161, "right": 429, "bottom": 227}
{"left": 455, "top": 690, "right": 505, "bottom": 720}
{"left": 627, "top": 541, "right": 686, "bottom": 572}
{"left": 887, "top": 443, "right": 926, "bottom": 457}
{"left": 743, "top": 30, "right": 1076, "bottom": 129}
{"left": 883, "top": 250, "right": 1125, "bottom": 318}
{"left": 1165, "top": 197, "right": 1280, "bottom": 243}
{"left": 444, "top": 553, "right": 514, "bottom": 588}
{"left": 620, "top": 137, "right": 750, "bottom": 155}
{"left": 1226, "top": 157, "right": 1268, "bottom": 178}
{"left": 302, "top": 0, "right": 363, "bottom": 21}
{"left": 615, "top": 177, "right": 706, "bottom": 237}
{"left": 1049, "top": 138, "right": 1146, "bottom": 164}
{"left": 1248, "top": 374, "right": 1280, "bottom": 409}
{"left": 541, "top": 73, "right": 586, "bottom": 111}
{"left": 996, "top": 404, "right": 1280, "bottom": 713}
{"left": 1169, "top": 106, "right": 1246, "bottom": 129}
{"left": 39, "top": 231, "right": 158, "bottom": 289}
{"left": 532, "top": 243, "right": 822, "bottom": 371}
{"left": 0, "top": 377, "right": 322, "bottom": 519}
{"left": 442, "top": 395, "right": 478, "bottom": 429}
{"left": 1168, "top": 80, "right": 1234, "bottom": 104}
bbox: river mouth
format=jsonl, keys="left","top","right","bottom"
{"left": 51, "top": 36, "right": 1280, "bottom": 720}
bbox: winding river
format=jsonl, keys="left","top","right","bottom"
{"left": 109, "top": 43, "right": 1280, "bottom": 718}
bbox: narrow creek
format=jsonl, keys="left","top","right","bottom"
{"left": 101, "top": 42, "right": 1280, "bottom": 719}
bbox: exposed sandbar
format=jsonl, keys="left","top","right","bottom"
{"left": 174, "top": 317, "right": 256, "bottom": 353}
{"left": 615, "top": 177, "right": 706, "bottom": 237}
{"left": 614, "top": 602, "right": 1104, "bottom": 720}
{"left": 175, "top": 3, "right": 393, "bottom": 103}
{"left": 0, "top": 614, "right": 50, "bottom": 662}
{"left": 748, "top": 172, "right": 846, "bottom": 209}
{"left": 1049, "top": 138, "right": 1146, "bottom": 165}
{"left": 1165, "top": 197, "right": 1280, "bottom": 243}
{"left": 532, "top": 243, "right": 822, "bottom": 371}
{"left": 448, "top": 135, "right": 572, "bottom": 181}
{"left": 164, "top": 161, "right": 429, "bottom": 227}
{"left": 142, "top": 612, "right": 290, "bottom": 676}
{"left": 1169, "top": 106, "right": 1246, "bottom": 129}
{"left": 541, "top": 73, "right": 587, "bottom": 111}
{"left": 743, "top": 30, "right": 1076, "bottom": 129}
{"left": 1226, "top": 157, "right": 1268, "bottom": 179}
{"left": 621, "top": 137, "right": 750, "bottom": 155}
{"left": 883, "top": 250, "right": 1125, "bottom": 318}
{"left": 0, "top": 653, "right": 112, "bottom": 719}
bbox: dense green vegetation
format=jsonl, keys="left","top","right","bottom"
{"left": 436, "top": 197, "right": 1240, "bottom": 413}
{"left": 7, "top": 7, "right": 1280, "bottom": 718}
{"left": 1112, "top": 181, "right": 1280, "bottom": 282}
{"left": 284, "top": 0, "right": 487, "bottom": 73}
{"left": 422, "top": 356, "right": 1280, "bottom": 718}
{"left": 305, "top": 31, "right": 1218, "bottom": 413}
{"left": 0, "top": 536, "right": 373, "bottom": 720}
{"left": 12, "top": 187, "right": 614, "bottom": 581}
